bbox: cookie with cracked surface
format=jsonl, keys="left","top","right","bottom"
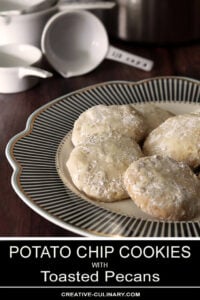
{"left": 124, "top": 155, "right": 200, "bottom": 221}
{"left": 67, "top": 133, "right": 143, "bottom": 202}
{"left": 143, "top": 113, "right": 200, "bottom": 169}
{"left": 71, "top": 104, "right": 146, "bottom": 146}
{"left": 133, "top": 103, "right": 174, "bottom": 135}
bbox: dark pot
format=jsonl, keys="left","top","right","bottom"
{"left": 100, "top": 0, "right": 200, "bottom": 43}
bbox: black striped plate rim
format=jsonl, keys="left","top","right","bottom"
{"left": 6, "top": 77, "right": 200, "bottom": 237}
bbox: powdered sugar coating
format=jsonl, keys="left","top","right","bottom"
{"left": 124, "top": 155, "right": 200, "bottom": 220}
{"left": 71, "top": 104, "right": 146, "bottom": 146}
{"left": 67, "top": 133, "right": 143, "bottom": 202}
{"left": 143, "top": 113, "right": 200, "bottom": 168}
{"left": 132, "top": 103, "right": 174, "bottom": 135}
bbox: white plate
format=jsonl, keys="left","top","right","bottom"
{"left": 6, "top": 77, "right": 200, "bottom": 237}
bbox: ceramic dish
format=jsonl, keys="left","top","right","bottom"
{"left": 6, "top": 77, "right": 200, "bottom": 237}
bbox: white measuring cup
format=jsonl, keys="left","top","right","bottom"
{"left": 0, "top": 43, "right": 52, "bottom": 93}
{"left": 0, "top": 0, "right": 56, "bottom": 16}
{"left": 41, "top": 10, "right": 154, "bottom": 78}
{"left": 0, "top": 1, "right": 115, "bottom": 47}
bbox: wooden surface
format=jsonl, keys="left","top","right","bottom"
{"left": 1, "top": 38, "right": 200, "bottom": 237}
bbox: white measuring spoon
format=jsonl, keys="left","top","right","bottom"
{"left": 41, "top": 10, "right": 154, "bottom": 78}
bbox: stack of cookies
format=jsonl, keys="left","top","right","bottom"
{"left": 66, "top": 103, "right": 200, "bottom": 221}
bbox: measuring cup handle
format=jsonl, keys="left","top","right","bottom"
{"left": 57, "top": 1, "right": 116, "bottom": 11}
{"left": 106, "top": 46, "right": 154, "bottom": 71}
{"left": 19, "top": 67, "right": 53, "bottom": 79}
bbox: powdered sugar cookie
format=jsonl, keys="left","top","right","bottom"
{"left": 67, "top": 133, "right": 143, "bottom": 202}
{"left": 71, "top": 104, "right": 146, "bottom": 146}
{"left": 133, "top": 103, "right": 174, "bottom": 135}
{"left": 143, "top": 113, "right": 200, "bottom": 169}
{"left": 124, "top": 155, "right": 200, "bottom": 221}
